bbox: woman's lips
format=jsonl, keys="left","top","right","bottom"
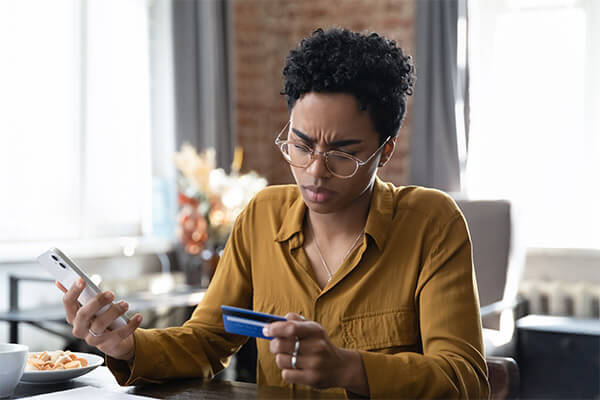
{"left": 302, "top": 186, "right": 335, "bottom": 203}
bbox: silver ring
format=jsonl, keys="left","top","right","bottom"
{"left": 291, "top": 338, "right": 300, "bottom": 369}
{"left": 88, "top": 328, "right": 102, "bottom": 337}
{"left": 291, "top": 354, "right": 297, "bottom": 369}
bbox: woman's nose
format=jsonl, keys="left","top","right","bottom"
{"left": 305, "top": 151, "right": 331, "bottom": 178}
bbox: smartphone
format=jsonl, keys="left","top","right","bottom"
{"left": 37, "top": 247, "right": 129, "bottom": 331}
{"left": 221, "top": 305, "right": 286, "bottom": 340}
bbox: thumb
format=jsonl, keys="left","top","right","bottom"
{"left": 56, "top": 281, "right": 67, "bottom": 293}
{"left": 284, "top": 312, "right": 305, "bottom": 321}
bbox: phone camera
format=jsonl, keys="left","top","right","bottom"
{"left": 51, "top": 255, "right": 58, "bottom": 261}
{"left": 58, "top": 262, "right": 66, "bottom": 269}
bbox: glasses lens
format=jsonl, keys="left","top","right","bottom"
{"left": 281, "top": 142, "right": 312, "bottom": 167}
{"left": 326, "top": 152, "right": 358, "bottom": 178}
{"left": 279, "top": 142, "right": 359, "bottom": 178}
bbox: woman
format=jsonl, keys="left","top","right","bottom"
{"left": 59, "top": 28, "right": 489, "bottom": 398}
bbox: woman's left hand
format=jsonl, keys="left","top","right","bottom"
{"left": 265, "top": 313, "right": 367, "bottom": 394}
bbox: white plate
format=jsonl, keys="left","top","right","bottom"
{"left": 20, "top": 352, "right": 104, "bottom": 384}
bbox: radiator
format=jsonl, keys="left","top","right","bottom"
{"left": 519, "top": 280, "right": 600, "bottom": 319}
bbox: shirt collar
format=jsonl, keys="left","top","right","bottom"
{"left": 274, "top": 189, "right": 306, "bottom": 248}
{"left": 274, "top": 177, "right": 394, "bottom": 250}
{"left": 364, "top": 177, "right": 394, "bottom": 250}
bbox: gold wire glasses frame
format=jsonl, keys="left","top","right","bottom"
{"left": 274, "top": 121, "right": 390, "bottom": 179}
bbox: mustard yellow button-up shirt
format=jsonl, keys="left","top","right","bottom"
{"left": 107, "top": 178, "right": 489, "bottom": 398}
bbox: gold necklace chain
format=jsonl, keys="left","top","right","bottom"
{"left": 309, "top": 221, "right": 365, "bottom": 282}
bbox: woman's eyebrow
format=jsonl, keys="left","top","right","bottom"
{"left": 291, "top": 128, "right": 362, "bottom": 147}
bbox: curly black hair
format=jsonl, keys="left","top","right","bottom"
{"left": 282, "top": 28, "right": 415, "bottom": 144}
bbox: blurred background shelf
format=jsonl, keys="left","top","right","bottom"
{"left": 517, "top": 315, "right": 600, "bottom": 399}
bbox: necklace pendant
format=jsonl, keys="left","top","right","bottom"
{"left": 309, "top": 220, "right": 364, "bottom": 287}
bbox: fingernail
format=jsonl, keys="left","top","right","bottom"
{"left": 263, "top": 327, "right": 270, "bottom": 336}
{"left": 119, "top": 301, "right": 129, "bottom": 311}
{"left": 135, "top": 315, "right": 142, "bottom": 323}
{"left": 104, "top": 292, "right": 114, "bottom": 301}
{"left": 76, "top": 279, "right": 84, "bottom": 288}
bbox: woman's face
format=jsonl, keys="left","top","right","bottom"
{"left": 288, "top": 92, "right": 392, "bottom": 215}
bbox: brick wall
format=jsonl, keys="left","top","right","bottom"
{"left": 231, "top": 0, "right": 416, "bottom": 186}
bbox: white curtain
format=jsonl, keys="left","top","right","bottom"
{"left": 0, "top": 0, "right": 154, "bottom": 242}
{"left": 410, "top": 0, "right": 468, "bottom": 192}
{"left": 172, "top": 0, "right": 234, "bottom": 171}
{"left": 466, "top": 0, "right": 600, "bottom": 249}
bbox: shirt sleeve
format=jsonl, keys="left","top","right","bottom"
{"left": 106, "top": 208, "right": 255, "bottom": 385}
{"left": 358, "top": 212, "right": 490, "bottom": 399}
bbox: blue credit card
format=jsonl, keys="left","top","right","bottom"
{"left": 221, "top": 305, "right": 286, "bottom": 340}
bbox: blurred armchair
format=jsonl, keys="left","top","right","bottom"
{"left": 455, "top": 199, "right": 527, "bottom": 357}
{"left": 487, "top": 356, "right": 520, "bottom": 400}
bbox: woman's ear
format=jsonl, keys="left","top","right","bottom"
{"left": 378, "top": 137, "right": 396, "bottom": 167}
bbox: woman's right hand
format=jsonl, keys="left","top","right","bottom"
{"left": 57, "top": 278, "right": 143, "bottom": 361}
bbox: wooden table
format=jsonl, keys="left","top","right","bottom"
{"left": 11, "top": 367, "right": 343, "bottom": 399}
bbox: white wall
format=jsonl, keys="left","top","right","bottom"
{"left": 523, "top": 248, "right": 600, "bottom": 285}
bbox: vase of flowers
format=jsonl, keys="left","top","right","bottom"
{"left": 174, "top": 145, "right": 267, "bottom": 284}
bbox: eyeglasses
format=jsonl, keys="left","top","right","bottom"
{"left": 274, "top": 121, "right": 389, "bottom": 179}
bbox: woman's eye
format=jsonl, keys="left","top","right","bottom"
{"left": 329, "top": 152, "right": 353, "bottom": 161}
{"left": 293, "top": 144, "right": 310, "bottom": 153}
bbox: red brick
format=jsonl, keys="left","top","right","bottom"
{"left": 232, "top": 0, "right": 416, "bottom": 185}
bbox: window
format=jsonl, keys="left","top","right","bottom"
{"left": 466, "top": 0, "right": 600, "bottom": 249}
{"left": 0, "top": 0, "right": 174, "bottom": 249}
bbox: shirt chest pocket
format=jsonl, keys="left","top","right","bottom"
{"left": 341, "top": 309, "right": 419, "bottom": 351}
